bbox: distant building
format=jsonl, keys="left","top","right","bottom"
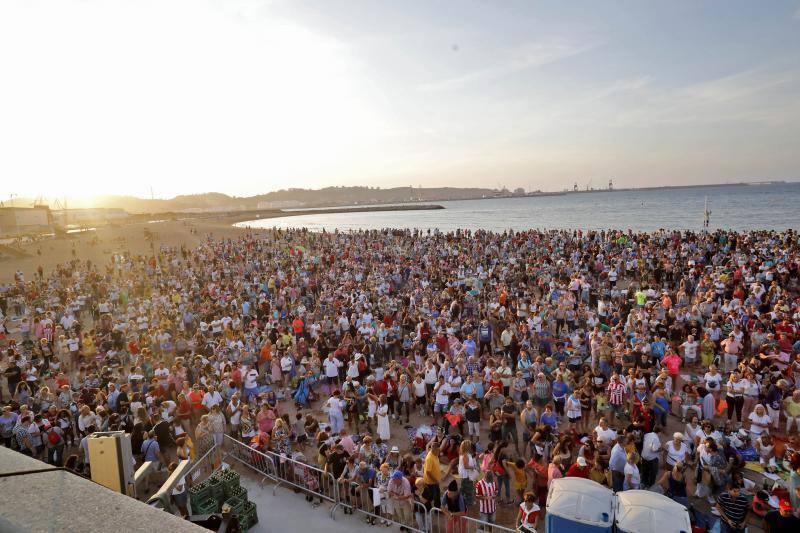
{"left": 0, "top": 205, "right": 53, "bottom": 236}
{"left": 52, "top": 208, "right": 130, "bottom": 225}
{"left": 257, "top": 200, "right": 305, "bottom": 209}
{"left": 513, "top": 188, "right": 526, "bottom": 196}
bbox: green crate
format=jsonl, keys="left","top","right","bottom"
{"left": 240, "top": 501, "right": 258, "bottom": 525}
{"left": 208, "top": 477, "right": 225, "bottom": 502}
{"left": 238, "top": 508, "right": 258, "bottom": 532}
{"left": 238, "top": 515, "right": 255, "bottom": 531}
{"left": 227, "top": 485, "right": 247, "bottom": 502}
{"left": 224, "top": 496, "right": 245, "bottom": 515}
{"left": 188, "top": 481, "right": 210, "bottom": 500}
{"left": 222, "top": 471, "right": 241, "bottom": 495}
{"left": 190, "top": 494, "right": 218, "bottom": 515}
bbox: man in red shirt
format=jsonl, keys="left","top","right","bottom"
{"left": 565, "top": 456, "right": 590, "bottom": 478}
{"left": 292, "top": 316, "right": 305, "bottom": 341}
{"left": 188, "top": 384, "right": 205, "bottom": 424}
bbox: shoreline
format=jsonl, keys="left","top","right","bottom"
{"left": 217, "top": 203, "right": 444, "bottom": 225}
{"left": 0, "top": 204, "right": 440, "bottom": 282}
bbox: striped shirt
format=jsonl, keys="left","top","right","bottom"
{"left": 716, "top": 492, "right": 749, "bottom": 526}
{"left": 606, "top": 381, "right": 627, "bottom": 405}
{"left": 475, "top": 479, "right": 498, "bottom": 514}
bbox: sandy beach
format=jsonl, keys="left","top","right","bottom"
{"left": 0, "top": 219, "right": 254, "bottom": 283}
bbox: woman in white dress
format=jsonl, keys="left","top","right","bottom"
{"left": 376, "top": 394, "right": 390, "bottom": 441}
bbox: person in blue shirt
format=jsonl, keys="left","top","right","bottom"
{"left": 460, "top": 375, "right": 477, "bottom": 400}
{"left": 478, "top": 320, "right": 493, "bottom": 356}
{"left": 552, "top": 343, "right": 569, "bottom": 364}
{"left": 652, "top": 389, "right": 671, "bottom": 428}
{"left": 650, "top": 339, "right": 666, "bottom": 361}
{"left": 141, "top": 431, "right": 166, "bottom": 467}
{"left": 539, "top": 404, "right": 558, "bottom": 430}
{"left": 472, "top": 373, "right": 485, "bottom": 400}
{"left": 552, "top": 375, "right": 569, "bottom": 416}
{"left": 517, "top": 352, "right": 533, "bottom": 380}
{"left": 463, "top": 335, "right": 477, "bottom": 358}
{"left": 538, "top": 333, "right": 552, "bottom": 357}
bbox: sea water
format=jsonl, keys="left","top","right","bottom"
{"left": 236, "top": 182, "right": 800, "bottom": 232}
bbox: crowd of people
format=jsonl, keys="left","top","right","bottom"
{"left": 2, "top": 226, "right": 800, "bottom": 532}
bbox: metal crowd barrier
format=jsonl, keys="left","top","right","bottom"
{"left": 186, "top": 435, "right": 224, "bottom": 485}
{"left": 261, "top": 448, "right": 341, "bottom": 518}
{"left": 428, "top": 507, "right": 518, "bottom": 533}
{"left": 221, "top": 435, "right": 276, "bottom": 483}
{"left": 334, "top": 480, "right": 426, "bottom": 533}
{"left": 220, "top": 436, "right": 341, "bottom": 519}
{"left": 218, "top": 436, "right": 522, "bottom": 532}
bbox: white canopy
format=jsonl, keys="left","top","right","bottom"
{"left": 614, "top": 490, "right": 691, "bottom": 533}
{"left": 546, "top": 477, "right": 614, "bottom": 526}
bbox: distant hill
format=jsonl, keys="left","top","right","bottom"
{"left": 9, "top": 186, "right": 518, "bottom": 213}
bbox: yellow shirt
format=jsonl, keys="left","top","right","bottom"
{"left": 596, "top": 395, "right": 609, "bottom": 411}
{"left": 786, "top": 398, "right": 800, "bottom": 417}
{"left": 423, "top": 452, "right": 441, "bottom": 485}
{"left": 506, "top": 462, "right": 528, "bottom": 489}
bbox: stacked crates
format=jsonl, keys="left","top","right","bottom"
{"left": 207, "top": 475, "right": 225, "bottom": 509}
{"left": 189, "top": 469, "right": 257, "bottom": 530}
{"left": 189, "top": 480, "right": 218, "bottom": 515}
{"left": 218, "top": 469, "right": 241, "bottom": 498}
{"left": 239, "top": 500, "right": 259, "bottom": 530}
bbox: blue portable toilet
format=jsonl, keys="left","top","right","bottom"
{"left": 614, "top": 490, "right": 691, "bottom": 533}
{"left": 545, "top": 477, "right": 614, "bottom": 533}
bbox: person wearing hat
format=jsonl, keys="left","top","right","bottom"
{"left": 565, "top": 455, "right": 590, "bottom": 478}
{"left": 764, "top": 499, "right": 800, "bottom": 530}
{"left": 388, "top": 469, "right": 413, "bottom": 530}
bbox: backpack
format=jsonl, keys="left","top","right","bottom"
{"left": 47, "top": 428, "right": 62, "bottom": 446}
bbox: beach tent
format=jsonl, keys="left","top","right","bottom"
{"left": 545, "top": 477, "right": 614, "bottom": 533}
{"left": 614, "top": 490, "right": 691, "bottom": 533}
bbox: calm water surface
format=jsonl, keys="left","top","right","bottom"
{"left": 236, "top": 183, "right": 800, "bottom": 233}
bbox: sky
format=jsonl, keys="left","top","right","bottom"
{"left": 1, "top": 0, "right": 799, "bottom": 200}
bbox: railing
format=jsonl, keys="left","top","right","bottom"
{"left": 186, "top": 435, "right": 224, "bottom": 485}
{"left": 147, "top": 435, "right": 221, "bottom": 512}
{"left": 261, "top": 448, "right": 341, "bottom": 519}
{"left": 189, "top": 436, "right": 524, "bottom": 532}
{"left": 334, "top": 480, "right": 427, "bottom": 533}
{"left": 221, "top": 435, "right": 276, "bottom": 483}
{"left": 133, "top": 460, "right": 156, "bottom": 498}
{"left": 221, "top": 435, "right": 341, "bottom": 519}
{"left": 428, "top": 507, "right": 519, "bottom": 533}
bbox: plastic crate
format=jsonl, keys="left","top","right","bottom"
{"left": 239, "top": 510, "right": 258, "bottom": 531}
{"left": 240, "top": 500, "right": 258, "bottom": 527}
{"left": 222, "top": 471, "right": 241, "bottom": 494}
{"left": 188, "top": 481, "right": 210, "bottom": 500}
{"left": 208, "top": 477, "right": 225, "bottom": 502}
{"left": 238, "top": 515, "right": 255, "bottom": 531}
{"left": 227, "top": 485, "right": 248, "bottom": 502}
{"left": 190, "top": 495, "right": 218, "bottom": 515}
{"left": 224, "top": 496, "right": 245, "bottom": 515}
